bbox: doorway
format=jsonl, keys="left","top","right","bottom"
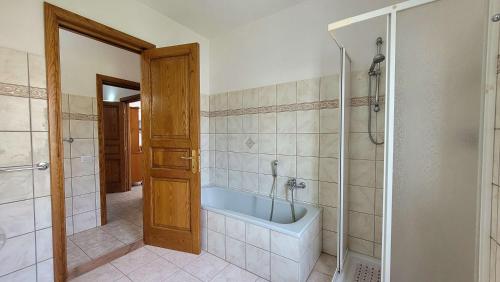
{"left": 44, "top": 3, "right": 201, "bottom": 281}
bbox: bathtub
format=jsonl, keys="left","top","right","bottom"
{"left": 201, "top": 186, "right": 322, "bottom": 282}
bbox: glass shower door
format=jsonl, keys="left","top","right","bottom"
{"left": 337, "top": 48, "right": 352, "bottom": 274}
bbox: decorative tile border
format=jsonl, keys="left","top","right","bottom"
{"left": 0, "top": 82, "right": 29, "bottom": 98}
{"left": 30, "top": 87, "right": 47, "bottom": 100}
{"left": 208, "top": 96, "right": 384, "bottom": 117}
{"left": 62, "top": 112, "right": 98, "bottom": 121}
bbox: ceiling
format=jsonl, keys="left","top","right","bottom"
{"left": 134, "top": 0, "right": 307, "bottom": 38}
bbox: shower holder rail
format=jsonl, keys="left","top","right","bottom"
{"left": 0, "top": 162, "right": 49, "bottom": 173}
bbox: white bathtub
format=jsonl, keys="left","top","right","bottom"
{"left": 201, "top": 186, "right": 322, "bottom": 282}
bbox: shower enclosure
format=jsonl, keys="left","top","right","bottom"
{"left": 328, "top": 0, "right": 464, "bottom": 281}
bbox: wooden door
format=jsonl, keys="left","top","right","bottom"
{"left": 129, "top": 107, "right": 143, "bottom": 183}
{"left": 142, "top": 43, "right": 200, "bottom": 253}
{"left": 103, "top": 102, "right": 128, "bottom": 193}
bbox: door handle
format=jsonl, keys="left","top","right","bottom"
{"left": 179, "top": 150, "right": 197, "bottom": 174}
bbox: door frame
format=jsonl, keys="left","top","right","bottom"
{"left": 96, "top": 74, "right": 140, "bottom": 226}
{"left": 44, "top": 3, "right": 154, "bottom": 281}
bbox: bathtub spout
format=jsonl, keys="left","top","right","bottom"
{"left": 287, "top": 178, "right": 306, "bottom": 222}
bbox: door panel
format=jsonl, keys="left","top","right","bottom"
{"left": 103, "top": 102, "right": 127, "bottom": 193}
{"left": 142, "top": 43, "right": 200, "bottom": 253}
{"left": 129, "top": 107, "right": 143, "bottom": 183}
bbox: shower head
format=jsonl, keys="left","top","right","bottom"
{"left": 369, "top": 53, "right": 385, "bottom": 74}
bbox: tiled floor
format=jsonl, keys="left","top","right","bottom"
{"left": 70, "top": 246, "right": 336, "bottom": 282}
{"left": 67, "top": 186, "right": 143, "bottom": 270}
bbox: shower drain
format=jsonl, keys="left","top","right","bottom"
{"left": 354, "top": 263, "right": 381, "bottom": 282}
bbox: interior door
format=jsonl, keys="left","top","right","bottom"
{"left": 141, "top": 43, "right": 201, "bottom": 253}
{"left": 103, "top": 102, "right": 128, "bottom": 193}
{"left": 129, "top": 107, "right": 143, "bottom": 183}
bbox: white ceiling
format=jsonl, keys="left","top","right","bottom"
{"left": 134, "top": 0, "right": 307, "bottom": 38}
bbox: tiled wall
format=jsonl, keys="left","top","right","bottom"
{"left": 206, "top": 76, "right": 340, "bottom": 256}
{"left": 346, "top": 71, "right": 385, "bottom": 259}
{"left": 489, "top": 57, "right": 500, "bottom": 282}
{"left": 62, "top": 94, "right": 100, "bottom": 236}
{"left": 0, "top": 47, "right": 54, "bottom": 281}
{"left": 206, "top": 72, "right": 385, "bottom": 259}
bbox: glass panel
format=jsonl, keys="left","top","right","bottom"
{"left": 391, "top": 0, "right": 483, "bottom": 280}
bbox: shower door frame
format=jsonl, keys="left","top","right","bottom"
{"left": 328, "top": 0, "right": 439, "bottom": 280}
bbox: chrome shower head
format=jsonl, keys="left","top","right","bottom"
{"left": 369, "top": 53, "right": 385, "bottom": 74}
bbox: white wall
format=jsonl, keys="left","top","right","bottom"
{"left": 60, "top": 30, "right": 140, "bottom": 96}
{"left": 209, "top": 0, "right": 399, "bottom": 94}
{"left": 0, "top": 0, "right": 210, "bottom": 94}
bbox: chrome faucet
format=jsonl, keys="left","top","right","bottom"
{"left": 287, "top": 178, "right": 306, "bottom": 222}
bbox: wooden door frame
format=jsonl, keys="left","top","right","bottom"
{"left": 96, "top": 74, "right": 140, "bottom": 226}
{"left": 44, "top": 3, "right": 154, "bottom": 281}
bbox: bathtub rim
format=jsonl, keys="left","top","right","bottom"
{"left": 201, "top": 186, "right": 320, "bottom": 238}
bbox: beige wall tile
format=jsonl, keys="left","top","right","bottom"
{"left": 226, "top": 216, "right": 245, "bottom": 240}
{"left": 493, "top": 186, "right": 498, "bottom": 239}
{"left": 259, "top": 134, "right": 276, "bottom": 154}
{"left": 319, "top": 109, "right": 338, "bottom": 133}
{"left": 69, "top": 95, "right": 93, "bottom": 115}
{"left": 0, "top": 232, "right": 35, "bottom": 276}
{"left": 28, "top": 53, "right": 46, "bottom": 89}
{"left": 258, "top": 85, "right": 276, "bottom": 107}
{"left": 34, "top": 196, "right": 51, "bottom": 230}
{"left": 0, "top": 95, "right": 30, "bottom": 131}
{"left": 297, "top": 110, "right": 319, "bottom": 133}
{"left": 215, "top": 151, "right": 228, "bottom": 169}
{"left": 277, "top": 155, "right": 296, "bottom": 177}
{"left": 73, "top": 193, "right": 96, "bottom": 215}
{"left": 277, "top": 134, "right": 296, "bottom": 155}
{"left": 376, "top": 161, "right": 384, "bottom": 188}
{"left": 227, "top": 116, "right": 243, "bottom": 133}
{"left": 277, "top": 82, "right": 297, "bottom": 105}
{"left": 319, "top": 181, "right": 337, "bottom": 208}
{"left": 320, "top": 75, "right": 339, "bottom": 101}
{"left": 277, "top": 111, "right": 296, "bottom": 134}
{"left": 322, "top": 230, "right": 337, "bottom": 255}
{"left": 295, "top": 178, "right": 318, "bottom": 203}
{"left": 297, "top": 134, "right": 319, "bottom": 157}
{"left": 319, "top": 133, "right": 338, "bottom": 158}
{"left": 297, "top": 78, "right": 319, "bottom": 103}
{"left": 33, "top": 169, "right": 50, "bottom": 198}
{"left": 0, "top": 170, "right": 33, "bottom": 204}
{"left": 322, "top": 206, "right": 337, "bottom": 232}
{"left": 71, "top": 157, "right": 95, "bottom": 177}
{"left": 349, "top": 212, "right": 374, "bottom": 241}
{"left": 227, "top": 91, "right": 243, "bottom": 110}
{"left": 349, "top": 159, "right": 376, "bottom": 187}
{"left": 246, "top": 223, "right": 270, "bottom": 250}
{"left": 226, "top": 237, "right": 245, "bottom": 268}
{"left": 271, "top": 253, "right": 299, "bottom": 282}
{"left": 37, "top": 258, "right": 54, "bottom": 282}
{"left": 207, "top": 229, "right": 225, "bottom": 259}
{"left": 319, "top": 157, "right": 338, "bottom": 183}
{"left": 0, "top": 47, "right": 28, "bottom": 86}
{"left": 350, "top": 106, "right": 374, "bottom": 133}
{"left": 30, "top": 98, "right": 48, "bottom": 131}
{"left": 351, "top": 71, "right": 369, "bottom": 98}
{"left": 246, "top": 244, "right": 270, "bottom": 280}
{"left": 242, "top": 89, "right": 259, "bottom": 109}
{"left": 70, "top": 120, "right": 94, "bottom": 138}
{"left": 0, "top": 132, "right": 31, "bottom": 167}
{"left": 215, "top": 116, "right": 228, "bottom": 133}
{"left": 73, "top": 210, "right": 96, "bottom": 233}
{"left": 374, "top": 216, "right": 383, "bottom": 243}
{"left": 0, "top": 265, "right": 36, "bottom": 281}
{"left": 35, "top": 228, "right": 53, "bottom": 262}
{"left": 348, "top": 236, "right": 373, "bottom": 257}
{"left": 32, "top": 131, "right": 49, "bottom": 164}
{"left": 350, "top": 186, "right": 375, "bottom": 214}
{"left": 241, "top": 153, "right": 259, "bottom": 173}
{"left": 242, "top": 114, "right": 259, "bottom": 133}
{"left": 70, "top": 139, "right": 95, "bottom": 158}
{"left": 208, "top": 211, "right": 225, "bottom": 234}
{"left": 297, "top": 156, "right": 319, "bottom": 180}
{"left": 375, "top": 189, "right": 383, "bottom": 216}
{"left": 214, "top": 93, "right": 228, "bottom": 111}
{"left": 216, "top": 134, "right": 228, "bottom": 151}
{"left": 349, "top": 133, "right": 376, "bottom": 160}
{"left": 259, "top": 113, "right": 276, "bottom": 134}
{"left": 0, "top": 199, "right": 34, "bottom": 237}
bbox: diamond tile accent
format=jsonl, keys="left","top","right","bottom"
{"left": 245, "top": 138, "right": 255, "bottom": 149}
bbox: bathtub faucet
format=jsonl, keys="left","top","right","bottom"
{"left": 287, "top": 178, "right": 306, "bottom": 222}
{"left": 269, "top": 160, "right": 279, "bottom": 222}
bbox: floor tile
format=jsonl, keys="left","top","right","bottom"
{"left": 211, "top": 264, "right": 259, "bottom": 282}
{"left": 313, "top": 253, "right": 337, "bottom": 276}
{"left": 163, "top": 270, "right": 201, "bottom": 282}
{"left": 70, "top": 263, "right": 124, "bottom": 282}
{"left": 111, "top": 247, "right": 159, "bottom": 275}
{"left": 127, "top": 257, "right": 179, "bottom": 282}
{"left": 146, "top": 245, "right": 204, "bottom": 268}
{"left": 307, "top": 271, "right": 332, "bottom": 282}
{"left": 183, "top": 252, "right": 228, "bottom": 282}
